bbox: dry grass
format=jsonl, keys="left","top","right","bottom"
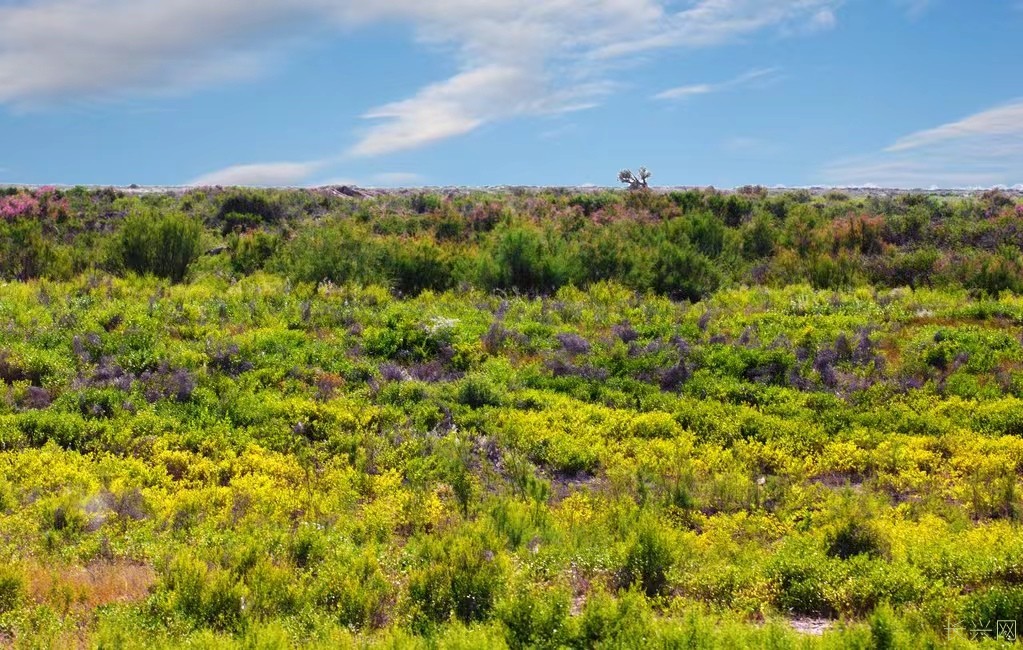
{"left": 26, "top": 559, "right": 155, "bottom": 614}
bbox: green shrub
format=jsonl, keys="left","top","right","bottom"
{"left": 406, "top": 530, "right": 508, "bottom": 630}
{"left": 961, "top": 586, "right": 1023, "bottom": 641}
{"left": 480, "top": 226, "right": 577, "bottom": 294}
{"left": 497, "top": 587, "right": 572, "bottom": 649}
{"left": 288, "top": 524, "right": 327, "bottom": 569}
{"left": 707, "top": 193, "right": 753, "bottom": 227}
{"left": 274, "top": 221, "right": 386, "bottom": 286}
{"left": 868, "top": 604, "right": 898, "bottom": 650}
{"left": 363, "top": 315, "right": 445, "bottom": 362}
{"left": 316, "top": 551, "right": 391, "bottom": 629}
{"left": 215, "top": 191, "right": 283, "bottom": 232}
{"left": 619, "top": 517, "right": 675, "bottom": 598}
{"left": 578, "top": 590, "right": 652, "bottom": 647}
{"left": 671, "top": 212, "right": 727, "bottom": 259}
{"left": 647, "top": 241, "right": 719, "bottom": 302}
{"left": 0, "top": 565, "right": 24, "bottom": 614}
{"left": 156, "top": 556, "right": 247, "bottom": 633}
{"left": 230, "top": 231, "right": 280, "bottom": 274}
{"left": 457, "top": 374, "right": 503, "bottom": 408}
{"left": 767, "top": 542, "right": 835, "bottom": 616}
{"left": 384, "top": 237, "right": 454, "bottom": 295}
{"left": 115, "top": 210, "right": 202, "bottom": 282}
{"left": 826, "top": 518, "right": 887, "bottom": 560}
{"left": 245, "top": 560, "right": 300, "bottom": 619}
{"left": 0, "top": 219, "right": 67, "bottom": 280}
{"left": 576, "top": 223, "right": 641, "bottom": 284}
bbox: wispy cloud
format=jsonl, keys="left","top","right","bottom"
{"left": 653, "top": 67, "right": 781, "bottom": 101}
{"left": 348, "top": 1, "right": 836, "bottom": 156}
{"left": 0, "top": 0, "right": 318, "bottom": 108}
{"left": 0, "top": 0, "right": 843, "bottom": 155}
{"left": 190, "top": 161, "right": 425, "bottom": 187}
{"left": 822, "top": 99, "right": 1023, "bottom": 188}
{"left": 885, "top": 101, "right": 1023, "bottom": 152}
{"left": 350, "top": 67, "right": 610, "bottom": 157}
{"left": 189, "top": 161, "right": 327, "bottom": 187}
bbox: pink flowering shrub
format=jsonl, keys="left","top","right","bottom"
{"left": 0, "top": 188, "right": 68, "bottom": 221}
{"left": 1016, "top": 204, "right": 1023, "bottom": 218}
{"left": 0, "top": 193, "right": 40, "bottom": 219}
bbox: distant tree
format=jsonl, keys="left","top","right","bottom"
{"left": 618, "top": 167, "right": 652, "bottom": 190}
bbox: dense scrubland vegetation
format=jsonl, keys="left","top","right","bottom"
{"left": 1, "top": 185, "right": 1023, "bottom": 647}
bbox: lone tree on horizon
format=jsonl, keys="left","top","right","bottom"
{"left": 618, "top": 167, "right": 651, "bottom": 190}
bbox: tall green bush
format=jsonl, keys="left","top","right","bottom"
{"left": 115, "top": 210, "right": 202, "bottom": 282}
{"left": 480, "top": 226, "right": 578, "bottom": 294}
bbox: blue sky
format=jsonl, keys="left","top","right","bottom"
{"left": 0, "top": 0, "right": 1020, "bottom": 188}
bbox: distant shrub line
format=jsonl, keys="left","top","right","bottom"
{"left": 0, "top": 187, "right": 1021, "bottom": 298}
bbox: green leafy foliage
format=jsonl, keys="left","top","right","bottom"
{"left": 114, "top": 210, "right": 202, "bottom": 281}
{"left": 0, "top": 188, "right": 1021, "bottom": 647}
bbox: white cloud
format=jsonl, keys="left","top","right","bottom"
{"left": 654, "top": 67, "right": 781, "bottom": 101}
{"left": 0, "top": 0, "right": 325, "bottom": 107}
{"left": 349, "top": 0, "right": 833, "bottom": 155}
{"left": 0, "top": 0, "right": 844, "bottom": 153}
{"left": 593, "top": 0, "right": 840, "bottom": 58}
{"left": 350, "top": 66, "right": 610, "bottom": 156}
{"left": 822, "top": 100, "right": 1023, "bottom": 188}
{"left": 885, "top": 101, "right": 1023, "bottom": 152}
{"left": 198, "top": 168, "right": 425, "bottom": 187}
{"left": 189, "top": 161, "right": 327, "bottom": 186}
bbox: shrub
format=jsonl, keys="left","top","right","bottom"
{"left": 406, "top": 530, "right": 508, "bottom": 630}
{"left": 384, "top": 238, "right": 454, "bottom": 296}
{"left": 288, "top": 524, "right": 327, "bottom": 569}
{"left": 0, "top": 565, "right": 24, "bottom": 614}
{"left": 767, "top": 542, "right": 836, "bottom": 616}
{"left": 568, "top": 192, "right": 618, "bottom": 217}
{"left": 742, "top": 213, "right": 777, "bottom": 259}
{"left": 215, "top": 191, "right": 282, "bottom": 231}
{"left": 672, "top": 212, "right": 727, "bottom": 259}
{"left": 0, "top": 192, "right": 40, "bottom": 220}
{"left": 457, "top": 374, "right": 502, "bottom": 408}
{"left": 578, "top": 590, "right": 652, "bottom": 646}
{"left": 627, "top": 412, "right": 683, "bottom": 439}
{"left": 363, "top": 316, "right": 444, "bottom": 363}
{"left": 315, "top": 552, "right": 391, "bottom": 629}
{"left": 498, "top": 587, "right": 573, "bottom": 650}
{"left": 647, "top": 241, "right": 720, "bottom": 302}
{"left": 825, "top": 498, "right": 889, "bottom": 560}
{"left": 274, "top": 221, "right": 386, "bottom": 286}
{"left": 480, "top": 226, "right": 576, "bottom": 294}
{"left": 707, "top": 193, "right": 753, "bottom": 227}
{"left": 156, "top": 556, "right": 247, "bottom": 633}
{"left": 0, "top": 219, "right": 64, "bottom": 280}
{"left": 230, "top": 231, "right": 280, "bottom": 274}
{"left": 115, "top": 210, "right": 202, "bottom": 282}
{"left": 827, "top": 519, "right": 886, "bottom": 560}
{"left": 619, "top": 517, "right": 675, "bottom": 598}
{"left": 961, "top": 586, "right": 1023, "bottom": 641}
{"left": 868, "top": 604, "right": 898, "bottom": 650}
